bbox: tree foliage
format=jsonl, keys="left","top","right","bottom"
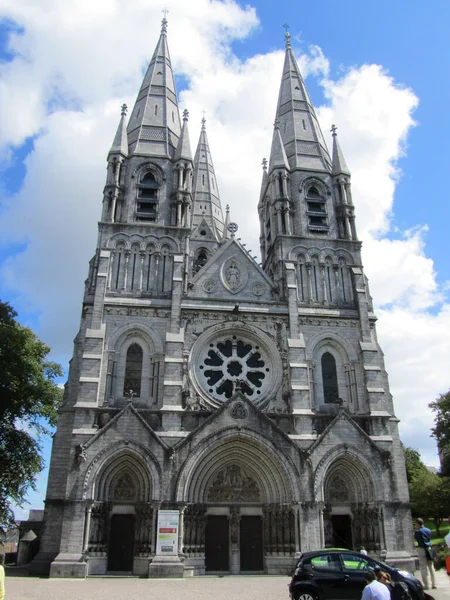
{"left": 403, "top": 446, "right": 429, "bottom": 483}
{"left": 409, "top": 469, "right": 450, "bottom": 536}
{"left": 0, "top": 300, "right": 63, "bottom": 532}
{"left": 429, "top": 390, "right": 450, "bottom": 475}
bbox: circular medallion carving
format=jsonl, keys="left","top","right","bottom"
{"left": 252, "top": 282, "right": 265, "bottom": 296}
{"left": 230, "top": 402, "right": 248, "bottom": 420}
{"left": 202, "top": 279, "right": 216, "bottom": 293}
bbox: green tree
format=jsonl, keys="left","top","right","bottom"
{"left": 429, "top": 390, "right": 450, "bottom": 476}
{"left": 403, "top": 446, "right": 429, "bottom": 483}
{"left": 409, "top": 469, "right": 450, "bottom": 536}
{"left": 0, "top": 300, "right": 63, "bottom": 532}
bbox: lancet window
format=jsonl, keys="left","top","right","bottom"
{"left": 123, "top": 343, "right": 143, "bottom": 398}
{"left": 193, "top": 248, "right": 208, "bottom": 273}
{"left": 321, "top": 352, "right": 339, "bottom": 404}
{"left": 108, "top": 241, "right": 174, "bottom": 296}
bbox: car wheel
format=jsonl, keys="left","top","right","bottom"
{"left": 296, "top": 592, "right": 318, "bottom": 600}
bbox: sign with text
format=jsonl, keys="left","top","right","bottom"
{"left": 156, "top": 509, "right": 179, "bottom": 555}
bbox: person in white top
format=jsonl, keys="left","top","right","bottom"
{"left": 361, "top": 571, "right": 391, "bottom": 600}
{"left": 445, "top": 516, "right": 450, "bottom": 548}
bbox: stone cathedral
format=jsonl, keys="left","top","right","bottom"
{"left": 31, "top": 19, "right": 414, "bottom": 578}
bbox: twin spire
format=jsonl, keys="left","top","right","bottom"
{"left": 268, "top": 26, "right": 349, "bottom": 179}
{"left": 107, "top": 18, "right": 350, "bottom": 233}
{"left": 107, "top": 17, "right": 225, "bottom": 238}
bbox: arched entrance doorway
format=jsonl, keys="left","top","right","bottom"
{"left": 323, "top": 456, "right": 381, "bottom": 552}
{"left": 177, "top": 430, "right": 299, "bottom": 574}
{"left": 85, "top": 447, "right": 157, "bottom": 575}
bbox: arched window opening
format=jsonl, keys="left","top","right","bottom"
{"left": 306, "top": 185, "right": 328, "bottom": 234}
{"left": 325, "top": 257, "right": 334, "bottom": 303}
{"left": 137, "top": 171, "right": 159, "bottom": 222}
{"left": 194, "top": 249, "right": 208, "bottom": 273}
{"left": 322, "top": 352, "right": 339, "bottom": 403}
{"left": 112, "top": 243, "right": 126, "bottom": 290}
{"left": 123, "top": 343, "right": 143, "bottom": 397}
{"left": 296, "top": 254, "right": 306, "bottom": 302}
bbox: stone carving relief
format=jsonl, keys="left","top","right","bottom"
{"left": 208, "top": 465, "right": 260, "bottom": 502}
{"left": 113, "top": 473, "right": 137, "bottom": 501}
{"left": 327, "top": 475, "right": 351, "bottom": 503}
{"left": 230, "top": 401, "right": 248, "bottom": 420}
{"left": 252, "top": 282, "right": 266, "bottom": 296}
{"left": 220, "top": 257, "right": 248, "bottom": 294}
{"left": 202, "top": 279, "right": 216, "bottom": 293}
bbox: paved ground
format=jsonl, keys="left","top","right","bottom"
{"left": 5, "top": 567, "right": 450, "bottom": 600}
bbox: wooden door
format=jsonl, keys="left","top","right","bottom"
{"left": 240, "top": 516, "right": 263, "bottom": 571}
{"left": 205, "top": 516, "right": 229, "bottom": 571}
{"left": 107, "top": 514, "right": 135, "bottom": 572}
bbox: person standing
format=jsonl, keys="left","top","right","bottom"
{"left": 414, "top": 518, "right": 436, "bottom": 590}
{"left": 361, "top": 570, "right": 391, "bottom": 600}
{"left": 0, "top": 553, "right": 5, "bottom": 600}
{"left": 445, "top": 516, "right": 450, "bottom": 576}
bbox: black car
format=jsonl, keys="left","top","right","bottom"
{"left": 289, "top": 550, "right": 424, "bottom": 600}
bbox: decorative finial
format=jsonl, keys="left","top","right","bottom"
{"left": 183, "top": 109, "right": 189, "bottom": 122}
{"left": 121, "top": 103, "right": 128, "bottom": 117}
{"left": 226, "top": 204, "right": 230, "bottom": 214}
{"left": 262, "top": 157, "right": 268, "bottom": 171}
{"left": 331, "top": 124, "right": 338, "bottom": 137}
{"left": 201, "top": 115, "right": 206, "bottom": 130}
{"left": 274, "top": 118, "right": 280, "bottom": 129}
{"left": 161, "top": 8, "right": 169, "bottom": 33}
{"left": 283, "top": 23, "right": 291, "bottom": 48}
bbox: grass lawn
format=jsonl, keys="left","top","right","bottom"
{"left": 423, "top": 519, "right": 450, "bottom": 546}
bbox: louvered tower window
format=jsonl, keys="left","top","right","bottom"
{"left": 136, "top": 172, "right": 159, "bottom": 222}
{"left": 306, "top": 186, "right": 329, "bottom": 234}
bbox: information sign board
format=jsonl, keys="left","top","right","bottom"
{"left": 156, "top": 509, "right": 179, "bottom": 555}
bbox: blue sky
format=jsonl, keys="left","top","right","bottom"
{"left": 1, "top": 0, "right": 449, "bottom": 518}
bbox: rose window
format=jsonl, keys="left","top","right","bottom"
{"left": 198, "top": 336, "right": 270, "bottom": 401}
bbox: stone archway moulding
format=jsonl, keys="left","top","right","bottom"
{"left": 313, "top": 442, "right": 382, "bottom": 503}
{"left": 82, "top": 439, "right": 162, "bottom": 501}
{"left": 175, "top": 427, "right": 300, "bottom": 504}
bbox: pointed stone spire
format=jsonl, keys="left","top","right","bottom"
{"left": 269, "top": 118, "right": 290, "bottom": 172}
{"left": 108, "top": 104, "right": 128, "bottom": 158}
{"left": 222, "top": 204, "right": 231, "bottom": 241}
{"left": 192, "top": 118, "right": 224, "bottom": 240}
{"left": 331, "top": 124, "right": 351, "bottom": 176}
{"left": 127, "top": 17, "right": 181, "bottom": 156}
{"left": 271, "top": 27, "right": 331, "bottom": 173}
{"left": 259, "top": 157, "right": 268, "bottom": 202}
{"left": 173, "top": 109, "right": 193, "bottom": 161}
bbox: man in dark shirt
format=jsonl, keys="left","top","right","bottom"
{"left": 414, "top": 518, "right": 436, "bottom": 590}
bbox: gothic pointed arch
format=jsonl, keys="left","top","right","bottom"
{"left": 175, "top": 429, "right": 300, "bottom": 504}
{"left": 82, "top": 440, "right": 162, "bottom": 501}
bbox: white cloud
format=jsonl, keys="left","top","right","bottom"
{"left": 0, "top": 0, "right": 448, "bottom": 483}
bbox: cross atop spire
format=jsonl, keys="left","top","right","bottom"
{"left": 121, "top": 103, "right": 128, "bottom": 117}
{"left": 161, "top": 8, "right": 169, "bottom": 34}
{"left": 283, "top": 23, "right": 291, "bottom": 48}
{"left": 201, "top": 116, "right": 206, "bottom": 131}
{"left": 331, "top": 124, "right": 338, "bottom": 137}
{"left": 183, "top": 109, "right": 189, "bottom": 122}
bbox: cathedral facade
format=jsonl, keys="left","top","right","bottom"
{"left": 31, "top": 19, "right": 414, "bottom": 578}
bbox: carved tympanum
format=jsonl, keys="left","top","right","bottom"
{"left": 208, "top": 465, "right": 260, "bottom": 502}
